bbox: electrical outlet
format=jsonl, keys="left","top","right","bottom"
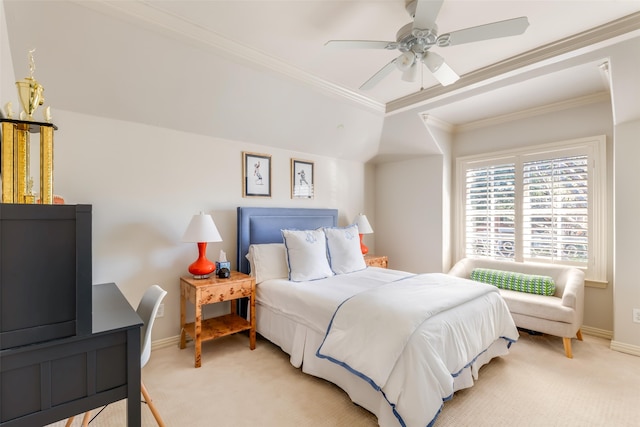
{"left": 156, "top": 303, "right": 164, "bottom": 318}
{"left": 633, "top": 308, "right": 640, "bottom": 324}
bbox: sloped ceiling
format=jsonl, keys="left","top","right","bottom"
{"left": 3, "top": 1, "right": 640, "bottom": 162}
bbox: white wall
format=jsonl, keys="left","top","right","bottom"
{"left": 375, "top": 155, "right": 445, "bottom": 273}
{"left": 0, "top": 1, "right": 13, "bottom": 109}
{"left": 12, "top": 109, "right": 368, "bottom": 342}
{"left": 609, "top": 37, "right": 640, "bottom": 352}
{"left": 424, "top": 119, "right": 453, "bottom": 272}
{"left": 612, "top": 120, "right": 640, "bottom": 350}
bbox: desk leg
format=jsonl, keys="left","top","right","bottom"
{"left": 249, "top": 292, "right": 256, "bottom": 350}
{"left": 194, "top": 294, "right": 202, "bottom": 368}
{"left": 127, "top": 328, "right": 142, "bottom": 426}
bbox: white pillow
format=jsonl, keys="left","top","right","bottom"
{"left": 324, "top": 224, "right": 367, "bottom": 274}
{"left": 281, "top": 228, "right": 333, "bottom": 282}
{"left": 246, "top": 243, "right": 288, "bottom": 284}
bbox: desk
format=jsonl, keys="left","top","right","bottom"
{"left": 0, "top": 283, "right": 143, "bottom": 426}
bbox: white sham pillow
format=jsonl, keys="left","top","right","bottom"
{"left": 246, "top": 243, "right": 288, "bottom": 284}
{"left": 324, "top": 224, "right": 367, "bottom": 274}
{"left": 281, "top": 228, "right": 333, "bottom": 282}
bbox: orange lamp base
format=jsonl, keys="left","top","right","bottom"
{"left": 188, "top": 242, "right": 215, "bottom": 279}
{"left": 359, "top": 233, "right": 369, "bottom": 255}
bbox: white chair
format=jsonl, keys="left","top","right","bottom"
{"left": 66, "top": 285, "right": 168, "bottom": 426}
{"left": 137, "top": 285, "right": 168, "bottom": 427}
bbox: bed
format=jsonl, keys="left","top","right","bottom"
{"left": 236, "top": 207, "right": 518, "bottom": 427}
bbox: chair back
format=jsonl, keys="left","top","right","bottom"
{"left": 136, "top": 285, "right": 168, "bottom": 368}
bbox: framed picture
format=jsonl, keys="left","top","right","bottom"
{"left": 291, "top": 158, "right": 314, "bottom": 199}
{"left": 242, "top": 151, "right": 271, "bottom": 197}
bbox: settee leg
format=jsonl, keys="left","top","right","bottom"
{"left": 576, "top": 329, "right": 583, "bottom": 341}
{"left": 563, "top": 337, "right": 573, "bottom": 358}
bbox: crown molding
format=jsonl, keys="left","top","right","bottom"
{"left": 420, "top": 114, "right": 454, "bottom": 133}
{"left": 456, "top": 91, "right": 611, "bottom": 133}
{"left": 387, "top": 12, "right": 640, "bottom": 114}
{"left": 76, "top": 2, "right": 638, "bottom": 116}
{"left": 75, "top": 0, "right": 386, "bottom": 114}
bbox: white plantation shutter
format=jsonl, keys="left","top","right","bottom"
{"left": 456, "top": 136, "right": 606, "bottom": 282}
{"left": 522, "top": 155, "right": 588, "bottom": 265}
{"left": 465, "top": 163, "right": 516, "bottom": 259}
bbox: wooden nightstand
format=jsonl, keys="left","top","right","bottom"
{"left": 364, "top": 254, "right": 388, "bottom": 268}
{"left": 180, "top": 271, "right": 256, "bottom": 368}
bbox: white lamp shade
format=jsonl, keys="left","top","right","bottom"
{"left": 354, "top": 213, "right": 374, "bottom": 234}
{"left": 401, "top": 63, "right": 419, "bottom": 82}
{"left": 182, "top": 212, "right": 222, "bottom": 243}
{"left": 423, "top": 52, "right": 459, "bottom": 86}
{"left": 396, "top": 51, "right": 415, "bottom": 72}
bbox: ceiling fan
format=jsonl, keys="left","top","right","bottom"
{"left": 325, "top": 0, "right": 529, "bottom": 89}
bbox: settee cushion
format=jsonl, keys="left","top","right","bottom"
{"left": 471, "top": 268, "right": 556, "bottom": 296}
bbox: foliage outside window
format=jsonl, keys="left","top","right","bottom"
{"left": 456, "top": 136, "right": 606, "bottom": 282}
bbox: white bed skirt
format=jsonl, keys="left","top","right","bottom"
{"left": 257, "top": 302, "right": 511, "bottom": 427}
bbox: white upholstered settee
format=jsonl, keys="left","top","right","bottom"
{"left": 448, "top": 258, "right": 585, "bottom": 358}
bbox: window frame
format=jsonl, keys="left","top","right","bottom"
{"left": 455, "top": 135, "right": 607, "bottom": 282}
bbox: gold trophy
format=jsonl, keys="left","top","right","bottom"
{"left": 1, "top": 48, "right": 55, "bottom": 204}
{"left": 15, "top": 49, "right": 45, "bottom": 121}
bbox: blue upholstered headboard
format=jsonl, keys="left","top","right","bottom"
{"left": 236, "top": 207, "right": 338, "bottom": 274}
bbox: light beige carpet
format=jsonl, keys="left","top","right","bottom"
{"left": 54, "top": 331, "right": 639, "bottom": 426}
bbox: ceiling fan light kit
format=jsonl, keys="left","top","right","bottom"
{"left": 325, "top": 0, "right": 529, "bottom": 90}
{"left": 396, "top": 51, "right": 416, "bottom": 72}
{"left": 402, "top": 64, "right": 419, "bottom": 83}
{"left": 423, "top": 52, "right": 458, "bottom": 86}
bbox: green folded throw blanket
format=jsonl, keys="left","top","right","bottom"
{"left": 470, "top": 268, "right": 556, "bottom": 296}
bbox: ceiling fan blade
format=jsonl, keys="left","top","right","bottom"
{"left": 423, "top": 52, "right": 459, "bottom": 86}
{"left": 360, "top": 58, "right": 398, "bottom": 90}
{"left": 412, "top": 0, "right": 444, "bottom": 30}
{"left": 325, "top": 40, "right": 396, "bottom": 50}
{"left": 440, "top": 16, "right": 529, "bottom": 46}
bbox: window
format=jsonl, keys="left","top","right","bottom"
{"left": 456, "top": 136, "right": 606, "bottom": 282}
{"left": 465, "top": 163, "right": 516, "bottom": 259}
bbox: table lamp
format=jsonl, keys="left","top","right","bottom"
{"left": 354, "top": 213, "right": 374, "bottom": 255}
{"left": 182, "top": 211, "right": 222, "bottom": 279}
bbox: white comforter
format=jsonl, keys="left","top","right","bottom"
{"left": 257, "top": 269, "right": 518, "bottom": 427}
{"left": 316, "top": 273, "right": 518, "bottom": 426}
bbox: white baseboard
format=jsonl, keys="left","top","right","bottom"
{"left": 582, "top": 326, "right": 640, "bottom": 356}
{"left": 151, "top": 335, "right": 181, "bottom": 351}
{"left": 610, "top": 340, "right": 640, "bottom": 357}
{"left": 581, "top": 325, "right": 613, "bottom": 339}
